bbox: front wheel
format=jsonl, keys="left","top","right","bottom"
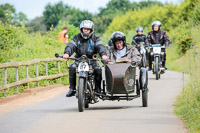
{"left": 142, "top": 89, "right": 148, "bottom": 107}
{"left": 142, "top": 54, "right": 147, "bottom": 68}
{"left": 78, "top": 78, "right": 86, "bottom": 112}
{"left": 155, "top": 57, "right": 159, "bottom": 80}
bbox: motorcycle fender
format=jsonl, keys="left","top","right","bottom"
{"left": 78, "top": 71, "right": 87, "bottom": 78}
{"left": 139, "top": 68, "right": 148, "bottom": 90}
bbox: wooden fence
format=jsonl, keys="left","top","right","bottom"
{"left": 0, "top": 58, "right": 69, "bottom": 96}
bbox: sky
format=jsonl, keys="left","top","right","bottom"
{"left": 0, "top": 0, "right": 181, "bottom": 20}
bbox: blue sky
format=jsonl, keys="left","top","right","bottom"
{"left": 0, "top": 0, "right": 181, "bottom": 20}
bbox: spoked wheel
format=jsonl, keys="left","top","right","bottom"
{"left": 155, "top": 57, "right": 159, "bottom": 80}
{"left": 78, "top": 78, "right": 86, "bottom": 112}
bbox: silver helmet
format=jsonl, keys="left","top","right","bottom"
{"left": 152, "top": 20, "right": 161, "bottom": 30}
{"left": 136, "top": 26, "right": 143, "bottom": 32}
{"left": 80, "top": 20, "right": 94, "bottom": 39}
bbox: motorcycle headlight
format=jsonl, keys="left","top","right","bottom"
{"left": 150, "top": 52, "right": 154, "bottom": 56}
{"left": 161, "top": 52, "right": 164, "bottom": 56}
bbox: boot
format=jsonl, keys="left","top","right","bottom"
{"left": 148, "top": 62, "right": 152, "bottom": 71}
{"left": 162, "top": 61, "right": 167, "bottom": 70}
{"left": 66, "top": 89, "right": 76, "bottom": 97}
{"left": 95, "top": 77, "right": 102, "bottom": 93}
{"left": 66, "top": 78, "right": 76, "bottom": 97}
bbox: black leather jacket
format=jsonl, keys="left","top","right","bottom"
{"left": 145, "top": 30, "right": 170, "bottom": 46}
{"left": 64, "top": 33, "right": 107, "bottom": 58}
{"left": 131, "top": 34, "right": 147, "bottom": 46}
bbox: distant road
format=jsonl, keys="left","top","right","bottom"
{"left": 0, "top": 70, "right": 187, "bottom": 133}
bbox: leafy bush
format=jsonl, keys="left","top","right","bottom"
{"left": 0, "top": 22, "right": 77, "bottom": 97}
{"left": 178, "top": 35, "right": 193, "bottom": 55}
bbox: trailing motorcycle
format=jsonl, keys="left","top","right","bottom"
{"left": 149, "top": 44, "right": 166, "bottom": 80}
{"left": 133, "top": 41, "right": 147, "bottom": 68}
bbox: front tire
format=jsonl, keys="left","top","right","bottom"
{"left": 155, "top": 57, "right": 159, "bottom": 80}
{"left": 78, "top": 78, "right": 86, "bottom": 112}
{"left": 142, "top": 89, "right": 148, "bottom": 107}
{"left": 142, "top": 54, "right": 147, "bottom": 68}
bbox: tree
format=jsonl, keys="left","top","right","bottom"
{"left": 43, "top": 1, "right": 70, "bottom": 30}
{"left": 26, "top": 16, "right": 47, "bottom": 34}
{"left": 0, "top": 3, "right": 16, "bottom": 24}
{"left": 68, "top": 9, "right": 93, "bottom": 27}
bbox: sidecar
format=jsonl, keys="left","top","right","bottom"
{"left": 100, "top": 63, "right": 148, "bottom": 107}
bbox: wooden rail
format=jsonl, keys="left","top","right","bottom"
{"left": 0, "top": 58, "right": 68, "bottom": 96}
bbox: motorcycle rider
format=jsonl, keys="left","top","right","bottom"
{"left": 107, "top": 31, "right": 141, "bottom": 65}
{"left": 131, "top": 26, "right": 147, "bottom": 47}
{"left": 131, "top": 26, "right": 148, "bottom": 66}
{"left": 63, "top": 20, "right": 108, "bottom": 97}
{"left": 146, "top": 20, "right": 170, "bottom": 70}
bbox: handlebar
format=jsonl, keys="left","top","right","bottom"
{"left": 55, "top": 53, "right": 101, "bottom": 61}
{"left": 147, "top": 44, "right": 166, "bottom": 49}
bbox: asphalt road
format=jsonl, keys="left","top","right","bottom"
{"left": 0, "top": 70, "right": 187, "bottom": 133}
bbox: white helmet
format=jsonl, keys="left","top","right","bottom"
{"left": 152, "top": 20, "right": 161, "bottom": 30}
{"left": 80, "top": 20, "right": 94, "bottom": 39}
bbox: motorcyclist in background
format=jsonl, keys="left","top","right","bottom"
{"left": 63, "top": 20, "right": 108, "bottom": 97}
{"left": 131, "top": 26, "right": 147, "bottom": 47}
{"left": 145, "top": 20, "right": 170, "bottom": 70}
{"left": 131, "top": 26, "right": 148, "bottom": 66}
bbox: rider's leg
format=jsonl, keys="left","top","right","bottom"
{"left": 93, "top": 63, "right": 102, "bottom": 93}
{"left": 162, "top": 49, "right": 167, "bottom": 70}
{"left": 148, "top": 49, "right": 152, "bottom": 71}
{"left": 146, "top": 49, "right": 149, "bottom": 66}
{"left": 66, "top": 62, "right": 77, "bottom": 97}
{"left": 163, "top": 52, "right": 167, "bottom": 70}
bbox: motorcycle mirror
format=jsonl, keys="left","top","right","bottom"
{"left": 55, "top": 53, "right": 59, "bottom": 58}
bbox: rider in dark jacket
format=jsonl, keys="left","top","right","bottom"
{"left": 63, "top": 20, "right": 108, "bottom": 97}
{"left": 146, "top": 20, "right": 170, "bottom": 70}
{"left": 131, "top": 26, "right": 147, "bottom": 47}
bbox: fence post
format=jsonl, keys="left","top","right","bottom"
{"left": 57, "top": 61, "right": 61, "bottom": 83}
{"left": 57, "top": 61, "right": 60, "bottom": 73}
{"left": 45, "top": 61, "right": 48, "bottom": 86}
{"left": 15, "top": 67, "right": 18, "bottom": 92}
{"left": 26, "top": 65, "right": 29, "bottom": 89}
{"left": 45, "top": 62, "right": 48, "bottom": 76}
{"left": 4, "top": 68, "right": 7, "bottom": 96}
{"left": 36, "top": 63, "right": 39, "bottom": 87}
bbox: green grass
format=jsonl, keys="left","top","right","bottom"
{"left": 172, "top": 25, "right": 200, "bottom": 133}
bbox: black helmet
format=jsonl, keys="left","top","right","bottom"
{"left": 136, "top": 26, "right": 143, "bottom": 32}
{"left": 111, "top": 31, "right": 126, "bottom": 45}
{"left": 80, "top": 20, "right": 94, "bottom": 39}
{"left": 152, "top": 20, "right": 161, "bottom": 30}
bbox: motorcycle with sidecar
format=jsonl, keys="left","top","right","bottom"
{"left": 55, "top": 53, "right": 148, "bottom": 112}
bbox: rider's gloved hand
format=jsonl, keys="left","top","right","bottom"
{"left": 102, "top": 55, "right": 108, "bottom": 60}
{"left": 63, "top": 54, "right": 69, "bottom": 59}
{"left": 165, "top": 43, "right": 169, "bottom": 48}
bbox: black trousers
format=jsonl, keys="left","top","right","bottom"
{"left": 68, "top": 61, "right": 102, "bottom": 91}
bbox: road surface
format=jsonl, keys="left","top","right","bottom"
{"left": 0, "top": 70, "right": 187, "bottom": 133}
